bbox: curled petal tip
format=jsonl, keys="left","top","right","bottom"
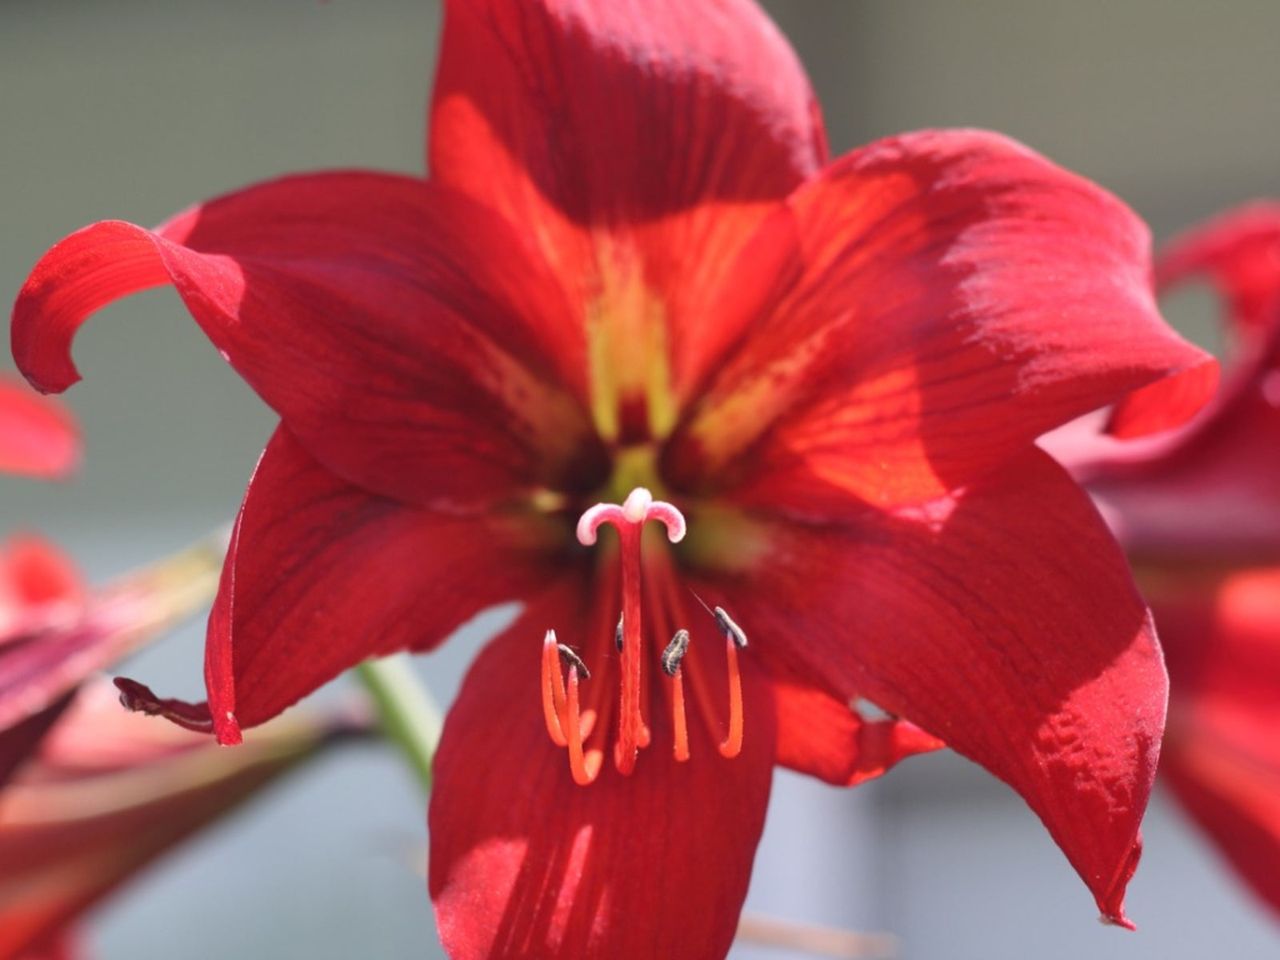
{"left": 1098, "top": 912, "right": 1136, "bottom": 932}
{"left": 113, "top": 675, "right": 225, "bottom": 738}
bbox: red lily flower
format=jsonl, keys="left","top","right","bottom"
{"left": 1059, "top": 203, "right": 1280, "bottom": 916}
{"left": 0, "top": 535, "right": 84, "bottom": 788}
{"left": 0, "top": 534, "right": 222, "bottom": 788}
{"left": 0, "top": 680, "right": 364, "bottom": 959}
{"left": 0, "top": 376, "right": 77, "bottom": 480}
{"left": 11, "top": 1, "right": 1215, "bottom": 954}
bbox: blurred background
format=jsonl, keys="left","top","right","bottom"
{"left": 2, "top": 1, "right": 1278, "bottom": 957}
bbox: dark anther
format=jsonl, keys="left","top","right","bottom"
{"left": 713, "top": 606, "right": 748, "bottom": 648}
{"left": 557, "top": 644, "right": 591, "bottom": 680}
{"left": 614, "top": 613, "right": 624, "bottom": 653}
{"left": 661, "top": 629, "right": 691, "bottom": 677}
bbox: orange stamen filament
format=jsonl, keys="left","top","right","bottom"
{"left": 565, "top": 666, "right": 602, "bottom": 785}
{"left": 719, "top": 637, "right": 744, "bottom": 759}
{"left": 541, "top": 632, "right": 568, "bottom": 747}
{"left": 670, "top": 670, "right": 690, "bottom": 763}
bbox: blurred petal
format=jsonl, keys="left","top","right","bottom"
{"left": 1089, "top": 382, "right": 1280, "bottom": 560}
{"left": 12, "top": 172, "right": 605, "bottom": 507}
{"left": 0, "top": 697, "right": 71, "bottom": 791}
{"left": 670, "top": 130, "right": 1215, "bottom": 505}
{"left": 430, "top": 578, "right": 776, "bottom": 960}
{"left": 1164, "top": 736, "right": 1280, "bottom": 917}
{"left": 0, "top": 682, "right": 362, "bottom": 958}
{"left": 0, "top": 533, "right": 222, "bottom": 778}
{"left": 0, "top": 378, "right": 78, "bottom": 480}
{"left": 1152, "top": 566, "right": 1280, "bottom": 916}
{"left": 1071, "top": 207, "right": 1280, "bottom": 559}
{"left": 712, "top": 448, "right": 1164, "bottom": 925}
{"left": 0, "top": 536, "right": 84, "bottom": 643}
{"left": 1158, "top": 200, "right": 1280, "bottom": 333}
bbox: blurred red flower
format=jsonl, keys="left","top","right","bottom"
{"left": 0, "top": 534, "right": 222, "bottom": 790}
{"left": 1062, "top": 203, "right": 1280, "bottom": 916}
{"left": 11, "top": 1, "right": 1216, "bottom": 954}
{"left": 0, "top": 377, "right": 77, "bottom": 480}
{"left": 0, "top": 681, "right": 363, "bottom": 960}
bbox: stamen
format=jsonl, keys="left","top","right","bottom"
{"left": 564, "top": 662, "right": 602, "bottom": 785}
{"left": 691, "top": 590, "right": 748, "bottom": 648}
{"left": 684, "top": 589, "right": 749, "bottom": 757}
{"left": 546, "top": 488, "right": 742, "bottom": 779}
{"left": 557, "top": 643, "right": 591, "bottom": 680}
{"left": 573, "top": 486, "right": 685, "bottom": 777}
{"left": 714, "top": 606, "right": 748, "bottom": 649}
{"left": 540, "top": 630, "right": 568, "bottom": 747}
{"left": 719, "top": 637, "right": 744, "bottom": 759}
{"left": 663, "top": 630, "right": 691, "bottom": 763}
{"left": 661, "top": 629, "right": 690, "bottom": 677}
{"left": 671, "top": 669, "right": 690, "bottom": 763}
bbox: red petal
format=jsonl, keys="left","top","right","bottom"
{"left": 1158, "top": 200, "right": 1280, "bottom": 333}
{"left": 131, "top": 426, "right": 562, "bottom": 745}
{"left": 0, "top": 378, "right": 78, "bottom": 479}
{"left": 669, "top": 130, "right": 1215, "bottom": 505}
{"left": 431, "top": 0, "right": 827, "bottom": 419}
{"left": 18, "top": 933, "right": 80, "bottom": 960}
{"left": 0, "top": 696, "right": 72, "bottom": 789}
{"left": 751, "top": 647, "right": 943, "bottom": 787}
{"left": 715, "top": 448, "right": 1164, "bottom": 925}
{"left": 1152, "top": 566, "right": 1280, "bottom": 916}
{"left": 11, "top": 172, "right": 605, "bottom": 507}
{"left": 771, "top": 679, "right": 942, "bottom": 787}
{"left": 0, "top": 682, "right": 353, "bottom": 958}
{"left": 432, "top": 0, "right": 825, "bottom": 221}
{"left": 1109, "top": 201, "right": 1280, "bottom": 437}
{"left": 1104, "top": 360, "right": 1223, "bottom": 440}
{"left": 0, "top": 535, "right": 220, "bottom": 767}
{"left": 429, "top": 578, "right": 776, "bottom": 960}
{"left": 1164, "top": 736, "right": 1280, "bottom": 917}
{"left": 0, "top": 535, "right": 84, "bottom": 640}
{"left": 1088, "top": 383, "right": 1280, "bottom": 560}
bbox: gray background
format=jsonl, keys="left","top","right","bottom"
{"left": 2, "top": 1, "right": 1277, "bottom": 957}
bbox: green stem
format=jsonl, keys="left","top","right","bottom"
{"left": 355, "top": 654, "right": 442, "bottom": 794}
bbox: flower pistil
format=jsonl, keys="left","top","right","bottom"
{"left": 541, "top": 487, "right": 747, "bottom": 784}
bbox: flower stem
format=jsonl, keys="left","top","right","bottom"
{"left": 354, "top": 654, "right": 441, "bottom": 794}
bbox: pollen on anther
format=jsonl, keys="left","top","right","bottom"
{"left": 661, "top": 629, "right": 690, "bottom": 678}
{"left": 557, "top": 643, "right": 591, "bottom": 680}
{"left": 714, "top": 606, "right": 747, "bottom": 648}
